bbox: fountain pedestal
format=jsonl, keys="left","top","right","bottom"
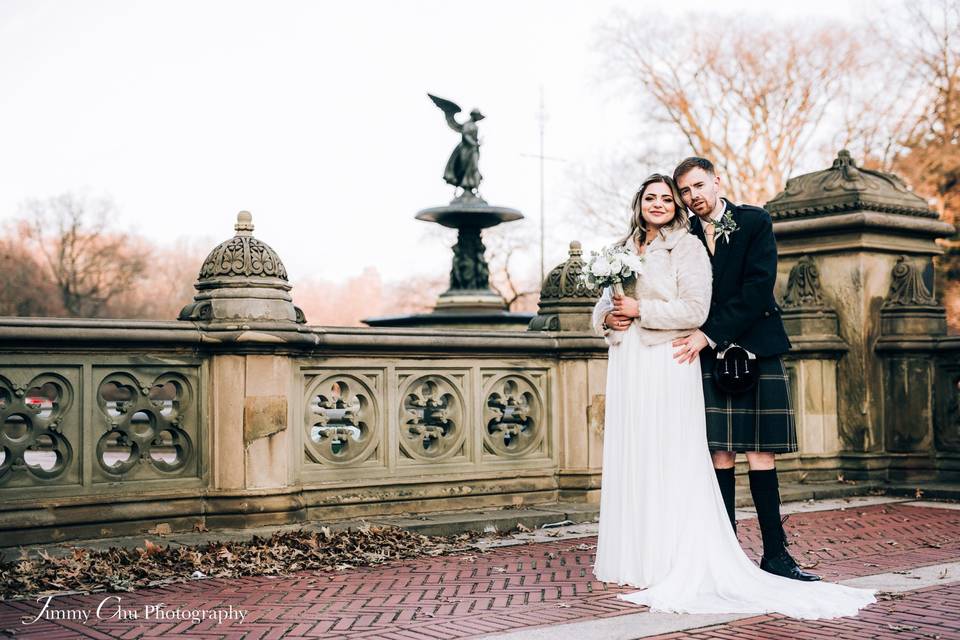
{"left": 364, "top": 193, "right": 532, "bottom": 330}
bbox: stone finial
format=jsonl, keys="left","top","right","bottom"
{"left": 831, "top": 149, "right": 861, "bottom": 180}
{"left": 538, "top": 241, "right": 595, "bottom": 300}
{"left": 178, "top": 211, "right": 305, "bottom": 325}
{"left": 528, "top": 240, "right": 599, "bottom": 332}
{"left": 198, "top": 212, "right": 287, "bottom": 281}
{"left": 234, "top": 210, "right": 255, "bottom": 236}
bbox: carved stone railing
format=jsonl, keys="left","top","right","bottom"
{"left": 3, "top": 158, "right": 958, "bottom": 547}
{"left": 0, "top": 318, "right": 606, "bottom": 545}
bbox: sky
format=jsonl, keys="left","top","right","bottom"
{"left": 0, "top": 0, "right": 866, "bottom": 288}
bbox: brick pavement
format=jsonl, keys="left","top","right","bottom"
{"left": 1, "top": 502, "right": 958, "bottom": 640}
{"left": 646, "top": 583, "right": 960, "bottom": 640}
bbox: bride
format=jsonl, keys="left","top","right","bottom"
{"left": 590, "top": 173, "right": 875, "bottom": 619}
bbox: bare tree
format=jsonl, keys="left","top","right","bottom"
{"left": 20, "top": 193, "right": 150, "bottom": 318}
{"left": 130, "top": 238, "right": 211, "bottom": 319}
{"left": 568, "top": 148, "right": 682, "bottom": 237}
{"left": 484, "top": 223, "right": 541, "bottom": 312}
{"left": 0, "top": 229, "right": 63, "bottom": 317}
{"left": 880, "top": 0, "right": 960, "bottom": 332}
{"left": 597, "top": 12, "right": 864, "bottom": 204}
{"left": 887, "top": 1, "right": 960, "bottom": 216}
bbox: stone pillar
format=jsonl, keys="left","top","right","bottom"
{"left": 778, "top": 256, "right": 847, "bottom": 480}
{"left": 181, "top": 212, "right": 303, "bottom": 500}
{"left": 768, "top": 150, "right": 955, "bottom": 480}
{"left": 530, "top": 242, "right": 607, "bottom": 501}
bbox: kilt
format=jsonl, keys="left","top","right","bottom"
{"left": 699, "top": 348, "right": 797, "bottom": 453}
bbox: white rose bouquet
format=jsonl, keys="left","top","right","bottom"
{"left": 580, "top": 244, "right": 645, "bottom": 296}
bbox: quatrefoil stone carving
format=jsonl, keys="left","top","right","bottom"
{"left": 399, "top": 376, "right": 464, "bottom": 461}
{"left": 484, "top": 375, "right": 544, "bottom": 457}
{"left": 0, "top": 374, "right": 74, "bottom": 483}
{"left": 95, "top": 372, "right": 193, "bottom": 475}
{"left": 305, "top": 375, "right": 379, "bottom": 466}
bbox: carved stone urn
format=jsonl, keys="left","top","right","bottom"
{"left": 528, "top": 241, "right": 599, "bottom": 332}
{"left": 179, "top": 211, "right": 305, "bottom": 326}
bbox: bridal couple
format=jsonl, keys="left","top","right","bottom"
{"left": 590, "top": 157, "right": 876, "bottom": 618}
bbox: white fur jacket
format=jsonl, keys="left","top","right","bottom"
{"left": 591, "top": 226, "right": 713, "bottom": 347}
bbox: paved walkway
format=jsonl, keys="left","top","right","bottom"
{"left": 2, "top": 497, "right": 959, "bottom": 639}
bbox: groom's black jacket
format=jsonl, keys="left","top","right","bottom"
{"left": 690, "top": 199, "right": 791, "bottom": 358}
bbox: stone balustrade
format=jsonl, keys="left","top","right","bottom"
{"left": 0, "top": 319, "right": 607, "bottom": 545}
{"left": 1, "top": 152, "right": 958, "bottom": 547}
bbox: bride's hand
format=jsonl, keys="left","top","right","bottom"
{"left": 612, "top": 295, "right": 640, "bottom": 319}
{"left": 605, "top": 312, "right": 632, "bottom": 331}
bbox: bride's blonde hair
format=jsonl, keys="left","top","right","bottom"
{"left": 619, "top": 173, "right": 689, "bottom": 248}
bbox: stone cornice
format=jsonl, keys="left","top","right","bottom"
{"left": 767, "top": 150, "right": 937, "bottom": 221}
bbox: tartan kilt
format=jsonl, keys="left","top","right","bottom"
{"left": 699, "top": 349, "right": 798, "bottom": 453}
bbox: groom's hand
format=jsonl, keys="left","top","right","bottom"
{"left": 673, "top": 330, "right": 708, "bottom": 364}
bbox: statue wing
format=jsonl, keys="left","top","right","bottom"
{"left": 428, "top": 93, "right": 462, "bottom": 116}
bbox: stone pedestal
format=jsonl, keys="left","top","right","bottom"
{"left": 365, "top": 193, "right": 532, "bottom": 330}
{"left": 768, "top": 150, "right": 956, "bottom": 481}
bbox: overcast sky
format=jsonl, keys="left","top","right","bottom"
{"left": 0, "top": 0, "right": 865, "bottom": 286}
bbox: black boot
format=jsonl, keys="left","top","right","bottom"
{"left": 749, "top": 469, "right": 821, "bottom": 582}
{"left": 714, "top": 467, "right": 737, "bottom": 535}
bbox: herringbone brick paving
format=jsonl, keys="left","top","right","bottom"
{"left": 646, "top": 583, "right": 960, "bottom": 640}
{"left": 1, "top": 502, "right": 958, "bottom": 640}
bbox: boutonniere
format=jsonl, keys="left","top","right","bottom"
{"left": 710, "top": 211, "right": 739, "bottom": 244}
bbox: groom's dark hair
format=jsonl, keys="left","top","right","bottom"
{"left": 673, "top": 156, "right": 715, "bottom": 183}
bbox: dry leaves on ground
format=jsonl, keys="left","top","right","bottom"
{"left": 0, "top": 525, "right": 483, "bottom": 601}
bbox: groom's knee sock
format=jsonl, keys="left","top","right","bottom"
{"left": 749, "top": 469, "right": 786, "bottom": 559}
{"left": 714, "top": 467, "right": 737, "bottom": 534}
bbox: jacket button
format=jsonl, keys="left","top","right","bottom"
{"left": 764, "top": 311, "right": 770, "bottom": 317}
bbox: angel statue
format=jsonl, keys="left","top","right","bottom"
{"left": 428, "top": 93, "right": 485, "bottom": 193}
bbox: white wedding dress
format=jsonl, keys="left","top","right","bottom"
{"left": 591, "top": 304, "right": 876, "bottom": 619}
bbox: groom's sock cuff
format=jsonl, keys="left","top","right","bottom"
{"left": 747, "top": 468, "right": 779, "bottom": 493}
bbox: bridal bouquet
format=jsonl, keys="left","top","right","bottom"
{"left": 580, "top": 244, "right": 644, "bottom": 296}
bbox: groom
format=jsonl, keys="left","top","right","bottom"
{"left": 671, "top": 157, "right": 819, "bottom": 582}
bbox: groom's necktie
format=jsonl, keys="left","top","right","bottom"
{"left": 704, "top": 221, "right": 716, "bottom": 255}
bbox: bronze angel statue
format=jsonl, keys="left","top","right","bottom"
{"left": 428, "top": 93, "right": 485, "bottom": 192}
